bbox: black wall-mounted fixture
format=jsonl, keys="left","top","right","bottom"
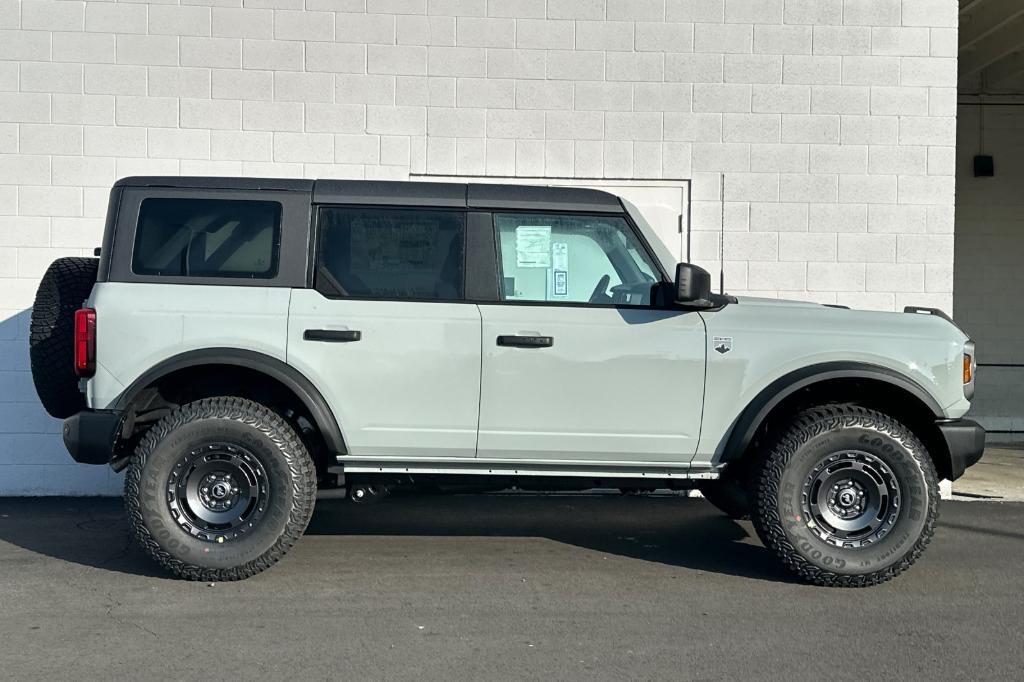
{"left": 974, "top": 155, "right": 994, "bottom": 177}
{"left": 974, "top": 104, "right": 993, "bottom": 177}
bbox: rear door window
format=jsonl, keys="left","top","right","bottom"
{"left": 132, "top": 198, "right": 281, "bottom": 279}
{"left": 317, "top": 206, "right": 465, "bottom": 301}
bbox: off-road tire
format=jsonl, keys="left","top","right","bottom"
{"left": 752, "top": 405, "right": 939, "bottom": 588}
{"left": 124, "top": 397, "right": 317, "bottom": 581}
{"left": 697, "top": 478, "right": 751, "bottom": 520}
{"left": 29, "top": 257, "right": 99, "bottom": 418}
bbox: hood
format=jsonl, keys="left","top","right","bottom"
{"left": 734, "top": 295, "right": 834, "bottom": 310}
{"left": 730, "top": 296, "right": 967, "bottom": 341}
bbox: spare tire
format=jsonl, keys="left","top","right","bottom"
{"left": 30, "top": 257, "right": 99, "bottom": 418}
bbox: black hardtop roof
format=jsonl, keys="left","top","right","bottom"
{"left": 115, "top": 176, "right": 315, "bottom": 192}
{"left": 113, "top": 176, "right": 624, "bottom": 213}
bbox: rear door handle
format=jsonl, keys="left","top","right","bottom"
{"left": 304, "top": 329, "right": 361, "bottom": 343}
{"left": 497, "top": 335, "right": 553, "bottom": 348}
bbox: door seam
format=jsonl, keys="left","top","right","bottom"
{"left": 473, "top": 303, "right": 484, "bottom": 458}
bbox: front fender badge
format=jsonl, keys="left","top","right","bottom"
{"left": 714, "top": 336, "right": 732, "bottom": 354}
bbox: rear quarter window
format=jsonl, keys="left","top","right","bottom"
{"left": 132, "top": 198, "right": 282, "bottom": 279}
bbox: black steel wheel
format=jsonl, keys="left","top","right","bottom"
{"left": 167, "top": 444, "right": 270, "bottom": 542}
{"left": 125, "top": 397, "right": 316, "bottom": 581}
{"left": 801, "top": 450, "right": 901, "bottom": 548}
{"left": 752, "top": 405, "right": 939, "bottom": 587}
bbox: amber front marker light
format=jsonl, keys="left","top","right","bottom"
{"left": 963, "top": 341, "right": 976, "bottom": 401}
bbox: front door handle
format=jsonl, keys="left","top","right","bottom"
{"left": 497, "top": 334, "right": 553, "bottom": 348}
{"left": 304, "top": 329, "right": 361, "bottom": 342}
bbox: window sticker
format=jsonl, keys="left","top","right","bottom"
{"left": 515, "top": 225, "right": 551, "bottom": 268}
{"left": 551, "top": 242, "right": 569, "bottom": 296}
{"left": 553, "top": 270, "right": 568, "bottom": 296}
{"left": 551, "top": 242, "right": 568, "bottom": 270}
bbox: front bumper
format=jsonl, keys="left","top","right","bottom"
{"left": 63, "top": 410, "right": 122, "bottom": 465}
{"left": 936, "top": 418, "right": 985, "bottom": 481}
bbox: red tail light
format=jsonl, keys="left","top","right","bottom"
{"left": 74, "top": 308, "right": 96, "bottom": 377}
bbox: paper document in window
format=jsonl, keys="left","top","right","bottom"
{"left": 515, "top": 226, "right": 551, "bottom": 268}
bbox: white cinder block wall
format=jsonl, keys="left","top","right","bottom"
{"left": 0, "top": 0, "right": 959, "bottom": 494}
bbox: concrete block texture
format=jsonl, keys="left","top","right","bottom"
{"left": 0, "top": 1, "right": 958, "bottom": 494}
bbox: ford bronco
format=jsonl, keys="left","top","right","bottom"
{"left": 30, "top": 176, "right": 984, "bottom": 586}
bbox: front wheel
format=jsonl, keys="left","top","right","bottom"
{"left": 124, "top": 397, "right": 317, "bottom": 581}
{"left": 752, "top": 405, "right": 939, "bottom": 587}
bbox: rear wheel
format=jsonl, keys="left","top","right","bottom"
{"left": 29, "top": 257, "right": 98, "bottom": 418}
{"left": 124, "top": 397, "right": 316, "bottom": 581}
{"left": 752, "top": 405, "right": 939, "bottom": 587}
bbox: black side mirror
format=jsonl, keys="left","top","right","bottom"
{"left": 675, "top": 263, "right": 713, "bottom": 307}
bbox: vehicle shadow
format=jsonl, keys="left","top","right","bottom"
{"left": 0, "top": 497, "right": 167, "bottom": 578}
{"left": 309, "top": 492, "right": 793, "bottom": 583}
{"left": 0, "top": 493, "right": 793, "bottom": 583}
{"left": 1, "top": 308, "right": 125, "bottom": 495}
{"left": 0, "top": 309, "right": 68, "bottom": 443}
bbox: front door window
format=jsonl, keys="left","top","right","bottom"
{"left": 493, "top": 213, "right": 660, "bottom": 307}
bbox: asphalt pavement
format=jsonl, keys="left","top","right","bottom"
{"left": 0, "top": 494, "right": 1021, "bottom": 680}
{"left": 954, "top": 446, "right": 1024, "bottom": 501}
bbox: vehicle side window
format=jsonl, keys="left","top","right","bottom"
{"left": 317, "top": 207, "right": 465, "bottom": 301}
{"left": 494, "top": 212, "right": 660, "bottom": 306}
{"left": 132, "top": 198, "right": 281, "bottom": 279}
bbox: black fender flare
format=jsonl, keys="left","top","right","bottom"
{"left": 113, "top": 348, "right": 346, "bottom": 455}
{"left": 720, "top": 361, "right": 943, "bottom": 462}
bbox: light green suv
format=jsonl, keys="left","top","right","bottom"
{"left": 30, "top": 177, "right": 984, "bottom": 586}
